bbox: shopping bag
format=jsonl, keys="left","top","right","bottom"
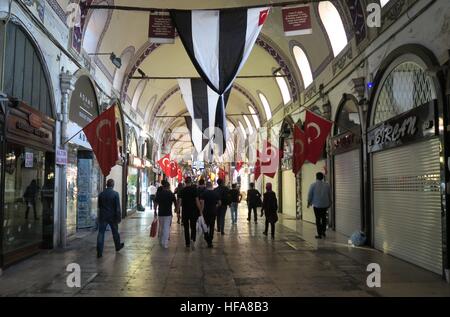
{"left": 150, "top": 218, "right": 159, "bottom": 238}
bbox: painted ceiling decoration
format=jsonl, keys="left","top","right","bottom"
{"left": 61, "top": 0, "right": 365, "bottom": 160}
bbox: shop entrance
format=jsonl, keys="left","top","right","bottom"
{"left": 3, "top": 144, "right": 54, "bottom": 266}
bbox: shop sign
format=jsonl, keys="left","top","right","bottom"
{"left": 332, "top": 131, "right": 361, "bottom": 155}
{"left": 282, "top": 5, "right": 312, "bottom": 36}
{"left": 7, "top": 102, "right": 54, "bottom": 148}
{"left": 69, "top": 75, "right": 99, "bottom": 128}
{"left": 148, "top": 10, "right": 175, "bottom": 44}
{"left": 56, "top": 148, "right": 68, "bottom": 166}
{"left": 25, "top": 152, "right": 33, "bottom": 168}
{"left": 368, "top": 100, "right": 437, "bottom": 153}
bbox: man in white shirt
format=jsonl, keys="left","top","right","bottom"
{"left": 148, "top": 183, "right": 157, "bottom": 211}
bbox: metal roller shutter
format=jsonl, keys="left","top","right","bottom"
{"left": 282, "top": 170, "right": 297, "bottom": 218}
{"left": 335, "top": 149, "right": 362, "bottom": 236}
{"left": 373, "top": 138, "right": 442, "bottom": 274}
{"left": 301, "top": 161, "right": 326, "bottom": 224}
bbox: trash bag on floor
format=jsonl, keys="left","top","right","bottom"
{"left": 349, "top": 231, "right": 366, "bottom": 246}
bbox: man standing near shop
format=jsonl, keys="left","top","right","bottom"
{"left": 214, "top": 179, "right": 230, "bottom": 235}
{"left": 97, "top": 179, "right": 124, "bottom": 258}
{"left": 148, "top": 182, "right": 157, "bottom": 211}
{"left": 177, "top": 177, "right": 202, "bottom": 248}
{"left": 307, "top": 172, "right": 332, "bottom": 239}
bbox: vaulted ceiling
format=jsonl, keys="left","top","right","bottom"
{"left": 59, "top": 0, "right": 366, "bottom": 161}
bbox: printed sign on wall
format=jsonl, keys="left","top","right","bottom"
{"left": 149, "top": 11, "right": 175, "bottom": 44}
{"left": 282, "top": 5, "right": 312, "bottom": 36}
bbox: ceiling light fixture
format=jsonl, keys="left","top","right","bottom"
{"left": 88, "top": 52, "right": 122, "bottom": 69}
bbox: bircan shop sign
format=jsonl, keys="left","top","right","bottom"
{"left": 368, "top": 101, "right": 437, "bottom": 153}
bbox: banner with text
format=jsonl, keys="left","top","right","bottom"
{"left": 282, "top": 5, "right": 312, "bottom": 36}
{"left": 149, "top": 11, "right": 175, "bottom": 44}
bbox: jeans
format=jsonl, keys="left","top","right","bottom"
{"left": 159, "top": 216, "right": 172, "bottom": 248}
{"left": 248, "top": 205, "right": 257, "bottom": 223}
{"left": 97, "top": 221, "right": 121, "bottom": 255}
{"left": 230, "top": 202, "right": 238, "bottom": 224}
{"left": 216, "top": 206, "right": 227, "bottom": 233}
{"left": 149, "top": 195, "right": 156, "bottom": 210}
{"left": 313, "top": 207, "right": 328, "bottom": 237}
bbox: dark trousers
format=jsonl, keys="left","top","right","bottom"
{"left": 204, "top": 214, "right": 216, "bottom": 246}
{"left": 97, "top": 221, "right": 121, "bottom": 255}
{"left": 25, "top": 200, "right": 38, "bottom": 219}
{"left": 149, "top": 195, "right": 156, "bottom": 209}
{"left": 265, "top": 220, "right": 275, "bottom": 237}
{"left": 248, "top": 205, "right": 257, "bottom": 223}
{"left": 216, "top": 206, "right": 227, "bottom": 233}
{"left": 314, "top": 207, "right": 328, "bottom": 237}
{"left": 183, "top": 216, "right": 197, "bottom": 245}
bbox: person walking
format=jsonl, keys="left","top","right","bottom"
{"left": 174, "top": 182, "right": 184, "bottom": 224}
{"left": 229, "top": 184, "right": 242, "bottom": 225}
{"left": 177, "top": 177, "right": 202, "bottom": 248}
{"left": 148, "top": 182, "right": 157, "bottom": 211}
{"left": 214, "top": 179, "right": 230, "bottom": 235}
{"left": 246, "top": 182, "right": 261, "bottom": 224}
{"left": 199, "top": 181, "right": 221, "bottom": 248}
{"left": 97, "top": 179, "right": 124, "bottom": 258}
{"left": 307, "top": 172, "right": 332, "bottom": 239}
{"left": 261, "top": 183, "right": 278, "bottom": 240}
{"left": 154, "top": 181, "right": 177, "bottom": 249}
{"left": 24, "top": 180, "right": 39, "bottom": 220}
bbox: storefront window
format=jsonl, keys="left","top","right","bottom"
{"left": 373, "top": 61, "right": 435, "bottom": 125}
{"left": 127, "top": 167, "right": 138, "bottom": 211}
{"left": 66, "top": 146, "right": 78, "bottom": 237}
{"left": 3, "top": 144, "right": 45, "bottom": 254}
{"left": 335, "top": 99, "right": 361, "bottom": 135}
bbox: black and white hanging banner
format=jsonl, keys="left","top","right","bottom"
{"left": 171, "top": 7, "right": 270, "bottom": 153}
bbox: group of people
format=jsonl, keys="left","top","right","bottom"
{"left": 95, "top": 172, "right": 332, "bottom": 256}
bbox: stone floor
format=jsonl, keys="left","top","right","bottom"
{"left": 1, "top": 205, "right": 450, "bottom": 297}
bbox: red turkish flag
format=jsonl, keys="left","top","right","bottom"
{"left": 259, "top": 9, "right": 270, "bottom": 26}
{"left": 82, "top": 105, "right": 118, "bottom": 176}
{"left": 293, "top": 125, "right": 307, "bottom": 175}
{"left": 235, "top": 161, "right": 244, "bottom": 172}
{"left": 169, "top": 160, "right": 179, "bottom": 178}
{"left": 254, "top": 151, "right": 261, "bottom": 181}
{"left": 177, "top": 166, "right": 183, "bottom": 182}
{"left": 158, "top": 154, "right": 171, "bottom": 177}
{"left": 260, "top": 140, "right": 278, "bottom": 178}
{"left": 304, "top": 110, "right": 332, "bottom": 164}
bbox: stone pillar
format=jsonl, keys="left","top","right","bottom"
{"left": 59, "top": 70, "right": 75, "bottom": 248}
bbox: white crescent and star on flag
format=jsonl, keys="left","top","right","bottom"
{"left": 96, "top": 119, "right": 112, "bottom": 145}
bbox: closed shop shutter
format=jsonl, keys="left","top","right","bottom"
{"left": 282, "top": 170, "right": 296, "bottom": 218}
{"left": 373, "top": 138, "right": 442, "bottom": 274}
{"left": 335, "top": 149, "right": 362, "bottom": 236}
{"left": 301, "top": 161, "right": 326, "bottom": 223}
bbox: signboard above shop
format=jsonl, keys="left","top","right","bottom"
{"left": 368, "top": 100, "right": 438, "bottom": 153}
{"left": 69, "top": 75, "right": 99, "bottom": 128}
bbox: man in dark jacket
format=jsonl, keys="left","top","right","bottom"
{"left": 214, "top": 178, "right": 230, "bottom": 235}
{"left": 177, "top": 177, "right": 202, "bottom": 248}
{"left": 97, "top": 179, "right": 124, "bottom": 258}
{"left": 246, "top": 182, "right": 261, "bottom": 224}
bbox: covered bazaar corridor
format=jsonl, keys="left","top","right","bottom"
{"left": 1, "top": 0, "right": 450, "bottom": 300}
{"left": 1, "top": 206, "right": 449, "bottom": 297}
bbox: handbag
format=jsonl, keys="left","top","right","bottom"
{"left": 150, "top": 217, "right": 159, "bottom": 238}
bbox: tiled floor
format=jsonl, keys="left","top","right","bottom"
{"left": 1, "top": 205, "right": 449, "bottom": 297}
